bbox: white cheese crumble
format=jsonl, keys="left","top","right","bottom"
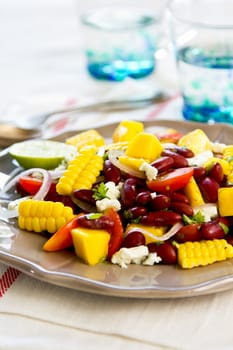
{"left": 211, "top": 142, "right": 226, "bottom": 154}
{"left": 111, "top": 246, "right": 161, "bottom": 268}
{"left": 187, "top": 150, "right": 214, "bottom": 167}
{"left": 143, "top": 253, "right": 162, "bottom": 266}
{"left": 105, "top": 181, "right": 121, "bottom": 199}
{"left": 150, "top": 192, "right": 157, "bottom": 199}
{"left": 193, "top": 204, "right": 218, "bottom": 222}
{"left": 96, "top": 181, "right": 121, "bottom": 212}
{"left": 139, "top": 162, "right": 158, "bottom": 181}
{"left": 96, "top": 198, "right": 121, "bottom": 212}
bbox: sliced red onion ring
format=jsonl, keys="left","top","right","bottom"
{"left": 49, "top": 169, "right": 65, "bottom": 180}
{"left": 108, "top": 149, "right": 145, "bottom": 179}
{"left": 0, "top": 168, "right": 52, "bottom": 219}
{"left": 71, "top": 196, "right": 96, "bottom": 213}
{"left": 128, "top": 222, "right": 183, "bottom": 242}
{"left": 0, "top": 168, "right": 52, "bottom": 201}
{"left": 0, "top": 206, "right": 19, "bottom": 219}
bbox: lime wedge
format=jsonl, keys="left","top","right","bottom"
{"left": 9, "top": 140, "right": 77, "bottom": 169}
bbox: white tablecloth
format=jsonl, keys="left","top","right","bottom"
{"left": 1, "top": 1, "right": 233, "bottom": 349}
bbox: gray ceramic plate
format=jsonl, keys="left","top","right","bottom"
{"left": 1, "top": 119, "right": 233, "bottom": 299}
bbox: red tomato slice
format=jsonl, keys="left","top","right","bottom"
{"left": 43, "top": 215, "right": 81, "bottom": 252}
{"left": 104, "top": 208, "right": 124, "bottom": 260}
{"left": 19, "top": 176, "right": 43, "bottom": 195}
{"left": 147, "top": 167, "right": 194, "bottom": 193}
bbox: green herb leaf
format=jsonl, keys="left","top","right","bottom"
{"left": 86, "top": 213, "right": 103, "bottom": 220}
{"left": 219, "top": 222, "right": 229, "bottom": 235}
{"left": 92, "top": 182, "right": 109, "bottom": 201}
{"left": 131, "top": 217, "right": 142, "bottom": 224}
{"left": 182, "top": 211, "right": 205, "bottom": 225}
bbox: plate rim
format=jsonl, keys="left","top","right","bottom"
{"left": 1, "top": 119, "right": 233, "bottom": 299}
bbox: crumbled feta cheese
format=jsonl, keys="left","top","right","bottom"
{"left": 193, "top": 204, "right": 218, "bottom": 222}
{"left": 150, "top": 192, "right": 157, "bottom": 199}
{"left": 111, "top": 246, "right": 149, "bottom": 268}
{"left": 211, "top": 142, "right": 226, "bottom": 154}
{"left": 143, "top": 253, "right": 162, "bottom": 266}
{"left": 105, "top": 181, "right": 121, "bottom": 199}
{"left": 139, "top": 162, "right": 158, "bottom": 181}
{"left": 187, "top": 150, "right": 214, "bottom": 167}
{"left": 96, "top": 198, "right": 121, "bottom": 212}
{"left": 95, "top": 181, "right": 122, "bottom": 212}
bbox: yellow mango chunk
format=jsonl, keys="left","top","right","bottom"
{"left": 183, "top": 176, "right": 205, "bottom": 207}
{"left": 112, "top": 120, "right": 144, "bottom": 143}
{"left": 118, "top": 156, "right": 145, "bottom": 170}
{"left": 125, "top": 224, "right": 167, "bottom": 244}
{"left": 218, "top": 187, "right": 233, "bottom": 216}
{"left": 71, "top": 228, "right": 110, "bottom": 265}
{"left": 178, "top": 129, "right": 212, "bottom": 155}
{"left": 125, "top": 132, "right": 163, "bottom": 162}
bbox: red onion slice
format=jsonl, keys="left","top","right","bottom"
{"left": 0, "top": 168, "right": 52, "bottom": 219}
{"left": 128, "top": 222, "right": 183, "bottom": 242}
{"left": 108, "top": 149, "right": 145, "bottom": 179}
{"left": 0, "top": 168, "right": 52, "bottom": 201}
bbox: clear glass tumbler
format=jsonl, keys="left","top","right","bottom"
{"left": 168, "top": 0, "right": 233, "bottom": 124}
{"left": 81, "top": 7, "right": 162, "bottom": 82}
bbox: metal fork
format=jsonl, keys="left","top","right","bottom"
{"left": 0, "top": 91, "right": 169, "bottom": 146}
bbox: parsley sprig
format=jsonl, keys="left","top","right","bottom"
{"left": 182, "top": 211, "right": 205, "bottom": 225}
{"left": 92, "top": 182, "right": 109, "bottom": 201}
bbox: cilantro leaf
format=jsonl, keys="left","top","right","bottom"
{"left": 86, "top": 213, "right": 103, "bottom": 220}
{"left": 182, "top": 211, "right": 205, "bottom": 225}
{"left": 219, "top": 222, "right": 229, "bottom": 235}
{"left": 92, "top": 182, "right": 109, "bottom": 201}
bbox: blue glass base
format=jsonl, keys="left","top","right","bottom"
{"left": 87, "top": 59, "right": 155, "bottom": 81}
{"left": 183, "top": 102, "right": 233, "bottom": 124}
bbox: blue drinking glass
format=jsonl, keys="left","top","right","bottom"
{"left": 169, "top": 0, "right": 233, "bottom": 124}
{"left": 81, "top": 8, "right": 161, "bottom": 82}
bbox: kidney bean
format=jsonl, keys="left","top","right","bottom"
{"left": 121, "top": 178, "right": 137, "bottom": 208}
{"left": 141, "top": 211, "right": 182, "bottom": 226}
{"left": 209, "top": 162, "right": 224, "bottom": 184}
{"left": 103, "top": 160, "right": 121, "bottom": 184}
{"left": 77, "top": 214, "right": 114, "bottom": 231}
{"left": 147, "top": 241, "right": 177, "bottom": 264}
{"left": 171, "top": 201, "right": 194, "bottom": 216}
{"left": 165, "top": 145, "right": 194, "bottom": 158}
{"left": 193, "top": 166, "right": 206, "bottom": 180}
{"left": 122, "top": 230, "right": 146, "bottom": 248}
{"left": 123, "top": 206, "right": 147, "bottom": 220}
{"left": 170, "top": 191, "right": 190, "bottom": 204}
{"left": 151, "top": 156, "right": 174, "bottom": 173}
{"left": 174, "top": 223, "right": 202, "bottom": 243}
{"left": 151, "top": 194, "right": 171, "bottom": 211}
{"left": 73, "top": 189, "right": 96, "bottom": 205}
{"left": 200, "top": 217, "right": 229, "bottom": 240}
{"left": 136, "top": 191, "right": 151, "bottom": 206}
{"left": 162, "top": 149, "right": 188, "bottom": 168}
{"left": 198, "top": 176, "right": 219, "bottom": 203}
{"left": 226, "top": 235, "right": 233, "bottom": 246}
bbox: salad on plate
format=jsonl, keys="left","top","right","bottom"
{"left": 1, "top": 119, "right": 233, "bottom": 270}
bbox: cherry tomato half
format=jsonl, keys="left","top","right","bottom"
{"left": 19, "top": 176, "right": 42, "bottom": 195}
{"left": 147, "top": 167, "right": 194, "bottom": 193}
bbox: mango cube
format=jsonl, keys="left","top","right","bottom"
{"left": 125, "top": 224, "right": 167, "bottom": 244}
{"left": 178, "top": 129, "right": 212, "bottom": 155}
{"left": 183, "top": 176, "right": 205, "bottom": 207}
{"left": 218, "top": 187, "right": 233, "bottom": 216}
{"left": 112, "top": 120, "right": 144, "bottom": 143}
{"left": 125, "top": 132, "right": 163, "bottom": 162}
{"left": 71, "top": 228, "right": 110, "bottom": 265}
{"left": 118, "top": 156, "right": 145, "bottom": 170}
